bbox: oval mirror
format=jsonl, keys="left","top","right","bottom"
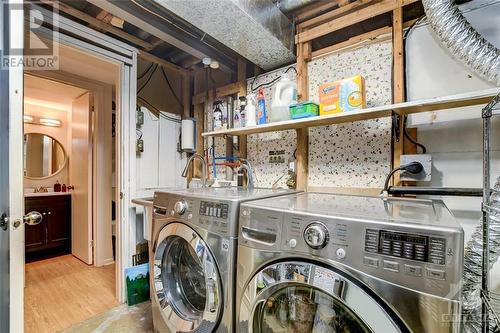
{"left": 24, "top": 133, "right": 67, "bottom": 179}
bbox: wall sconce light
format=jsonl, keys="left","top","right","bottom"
{"left": 39, "top": 118, "right": 62, "bottom": 127}
{"left": 23, "top": 115, "right": 34, "bottom": 123}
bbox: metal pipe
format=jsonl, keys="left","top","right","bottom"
{"left": 181, "top": 153, "right": 207, "bottom": 188}
{"left": 482, "top": 113, "right": 491, "bottom": 333}
{"left": 387, "top": 186, "right": 485, "bottom": 197}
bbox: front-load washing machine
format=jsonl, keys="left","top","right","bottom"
{"left": 236, "top": 192, "right": 464, "bottom": 333}
{"left": 150, "top": 187, "right": 299, "bottom": 333}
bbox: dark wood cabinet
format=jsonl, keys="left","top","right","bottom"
{"left": 25, "top": 195, "right": 71, "bottom": 262}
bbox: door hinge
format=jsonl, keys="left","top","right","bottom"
{"left": 120, "top": 192, "right": 124, "bottom": 199}
{"left": 90, "top": 240, "right": 94, "bottom": 248}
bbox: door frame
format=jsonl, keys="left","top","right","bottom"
{"left": 25, "top": 5, "right": 137, "bottom": 303}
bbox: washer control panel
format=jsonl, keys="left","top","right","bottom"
{"left": 199, "top": 201, "right": 229, "bottom": 219}
{"left": 365, "top": 229, "right": 446, "bottom": 265}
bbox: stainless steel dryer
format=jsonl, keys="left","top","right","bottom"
{"left": 236, "top": 193, "right": 464, "bottom": 333}
{"left": 150, "top": 187, "right": 298, "bottom": 333}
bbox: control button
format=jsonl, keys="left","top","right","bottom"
{"left": 363, "top": 256, "right": 379, "bottom": 268}
{"left": 427, "top": 268, "right": 446, "bottom": 280}
{"left": 174, "top": 200, "right": 188, "bottom": 215}
{"left": 383, "top": 260, "right": 399, "bottom": 272}
{"left": 405, "top": 264, "right": 422, "bottom": 277}
{"left": 336, "top": 248, "right": 346, "bottom": 259}
{"left": 187, "top": 213, "right": 193, "bottom": 220}
{"left": 289, "top": 238, "right": 297, "bottom": 248}
{"left": 304, "top": 222, "right": 329, "bottom": 249}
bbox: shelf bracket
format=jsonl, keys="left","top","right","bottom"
{"left": 392, "top": 112, "right": 401, "bottom": 143}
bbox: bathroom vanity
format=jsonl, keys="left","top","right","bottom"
{"left": 25, "top": 193, "right": 71, "bottom": 262}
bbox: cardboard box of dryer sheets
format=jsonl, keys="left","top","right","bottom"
{"left": 319, "top": 75, "right": 366, "bottom": 115}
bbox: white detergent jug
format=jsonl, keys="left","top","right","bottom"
{"left": 271, "top": 73, "right": 297, "bottom": 122}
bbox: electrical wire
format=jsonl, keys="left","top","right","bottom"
{"left": 383, "top": 167, "right": 402, "bottom": 193}
{"left": 403, "top": 116, "right": 427, "bottom": 153}
{"left": 250, "top": 66, "right": 297, "bottom": 92}
{"left": 137, "top": 97, "right": 181, "bottom": 123}
{"left": 136, "top": 128, "right": 143, "bottom": 139}
{"left": 160, "top": 66, "right": 184, "bottom": 109}
{"left": 137, "top": 64, "right": 158, "bottom": 93}
{"left": 138, "top": 62, "right": 155, "bottom": 80}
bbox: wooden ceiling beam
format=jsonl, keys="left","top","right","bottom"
{"left": 295, "top": 0, "right": 419, "bottom": 43}
{"left": 298, "top": 0, "right": 378, "bottom": 30}
{"left": 295, "top": 0, "right": 342, "bottom": 22}
{"left": 39, "top": 0, "right": 154, "bottom": 50}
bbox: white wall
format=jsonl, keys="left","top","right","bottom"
{"left": 406, "top": 0, "right": 500, "bottom": 290}
{"left": 24, "top": 104, "right": 70, "bottom": 188}
{"left": 133, "top": 107, "right": 185, "bottom": 244}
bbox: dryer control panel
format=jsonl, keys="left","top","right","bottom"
{"left": 365, "top": 229, "right": 446, "bottom": 265}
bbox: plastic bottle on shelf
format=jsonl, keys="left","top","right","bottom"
{"left": 244, "top": 93, "right": 257, "bottom": 127}
{"left": 257, "top": 88, "right": 267, "bottom": 125}
{"left": 213, "top": 101, "right": 223, "bottom": 130}
{"left": 270, "top": 73, "right": 297, "bottom": 122}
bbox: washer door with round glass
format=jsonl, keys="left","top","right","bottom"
{"left": 153, "top": 223, "right": 222, "bottom": 332}
{"left": 240, "top": 261, "right": 410, "bottom": 333}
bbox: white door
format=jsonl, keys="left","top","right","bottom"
{"left": 70, "top": 92, "right": 93, "bottom": 264}
{"left": 1, "top": 2, "right": 25, "bottom": 332}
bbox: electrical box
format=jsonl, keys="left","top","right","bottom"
{"left": 400, "top": 154, "right": 432, "bottom": 181}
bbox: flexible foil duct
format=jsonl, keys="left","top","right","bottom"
{"left": 421, "top": 0, "right": 500, "bottom": 86}
{"left": 461, "top": 179, "right": 500, "bottom": 332}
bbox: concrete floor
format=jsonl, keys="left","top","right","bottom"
{"left": 62, "top": 302, "right": 153, "bottom": 333}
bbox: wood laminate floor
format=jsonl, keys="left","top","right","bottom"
{"left": 25, "top": 255, "right": 119, "bottom": 333}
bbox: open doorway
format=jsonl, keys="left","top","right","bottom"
{"left": 23, "top": 71, "right": 117, "bottom": 331}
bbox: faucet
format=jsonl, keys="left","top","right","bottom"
{"left": 181, "top": 153, "right": 207, "bottom": 188}
{"left": 238, "top": 159, "right": 254, "bottom": 190}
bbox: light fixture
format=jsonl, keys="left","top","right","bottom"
{"left": 209, "top": 61, "right": 220, "bottom": 69}
{"left": 39, "top": 118, "right": 61, "bottom": 127}
{"left": 23, "top": 115, "right": 34, "bottom": 123}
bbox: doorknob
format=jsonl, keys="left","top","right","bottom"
{"left": 13, "top": 211, "right": 43, "bottom": 228}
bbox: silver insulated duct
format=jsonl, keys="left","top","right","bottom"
{"left": 151, "top": 0, "right": 296, "bottom": 70}
{"left": 422, "top": 0, "right": 500, "bottom": 86}
{"left": 421, "top": 1, "right": 500, "bottom": 331}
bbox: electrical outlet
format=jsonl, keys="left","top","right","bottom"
{"left": 136, "top": 139, "right": 144, "bottom": 153}
{"left": 136, "top": 109, "right": 144, "bottom": 126}
{"left": 400, "top": 154, "right": 432, "bottom": 181}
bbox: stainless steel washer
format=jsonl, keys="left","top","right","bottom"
{"left": 151, "top": 187, "right": 299, "bottom": 333}
{"left": 236, "top": 193, "right": 464, "bottom": 333}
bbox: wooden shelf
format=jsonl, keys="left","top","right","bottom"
{"left": 202, "top": 88, "right": 499, "bottom": 137}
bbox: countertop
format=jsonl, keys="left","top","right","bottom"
{"left": 25, "top": 192, "right": 72, "bottom": 198}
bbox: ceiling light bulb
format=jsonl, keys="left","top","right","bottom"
{"left": 39, "top": 118, "right": 61, "bottom": 127}
{"left": 23, "top": 115, "right": 34, "bottom": 123}
{"left": 202, "top": 57, "right": 212, "bottom": 66}
{"left": 209, "top": 61, "right": 219, "bottom": 69}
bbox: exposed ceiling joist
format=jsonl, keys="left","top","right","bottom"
{"left": 86, "top": 0, "right": 206, "bottom": 59}
{"left": 40, "top": 0, "right": 154, "bottom": 50}
{"left": 296, "top": 0, "right": 419, "bottom": 43}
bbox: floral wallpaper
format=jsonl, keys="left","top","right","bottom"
{"left": 307, "top": 42, "right": 393, "bottom": 188}
{"left": 207, "top": 41, "right": 393, "bottom": 189}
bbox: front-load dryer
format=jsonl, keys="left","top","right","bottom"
{"left": 150, "top": 187, "right": 299, "bottom": 333}
{"left": 236, "top": 192, "right": 464, "bottom": 333}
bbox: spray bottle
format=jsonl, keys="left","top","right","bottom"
{"left": 244, "top": 93, "right": 257, "bottom": 127}
{"left": 257, "top": 88, "right": 267, "bottom": 125}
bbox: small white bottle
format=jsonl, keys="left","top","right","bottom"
{"left": 244, "top": 93, "right": 257, "bottom": 127}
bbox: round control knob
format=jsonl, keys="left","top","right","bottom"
{"left": 289, "top": 238, "right": 297, "bottom": 248}
{"left": 174, "top": 200, "right": 188, "bottom": 215}
{"left": 336, "top": 248, "right": 346, "bottom": 259}
{"left": 304, "top": 222, "right": 329, "bottom": 249}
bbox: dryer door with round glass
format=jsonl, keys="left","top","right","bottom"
{"left": 240, "top": 261, "right": 410, "bottom": 333}
{"left": 153, "top": 223, "right": 222, "bottom": 332}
